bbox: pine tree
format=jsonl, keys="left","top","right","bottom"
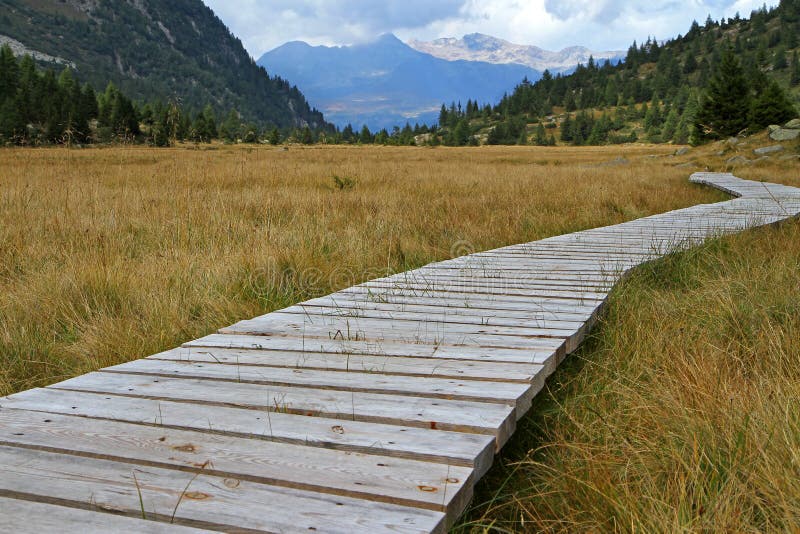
{"left": 791, "top": 50, "right": 800, "bottom": 86}
{"left": 560, "top": 114, "right": 573, "bottom": 142}
{"left": 0, "top": 44, "right": 19, "bottom": 102}
{"left": 300, "top": 126, "right": 314, "bottom": 144}
{"left": 534, "top": 122, "right": 547, "bottom": 145}
{"left": 750, "top": 80, "right": 797, "bottom": 129}
{"left": 268, "top": 127, "right": 281, "bottom": 145}
{"left": 453, "top": 119, "right": 470, "bottom": 146}
{"left": 359, "top": 125, "right": 372, "bottom": 144}
{"left": 220, "top": 109, "right": 240, "bottom": 142}
{"left": 773, "top": 46, "right": 788, "bottom": 70}
{"left": 662, "top": 108, "right": 680, "bottom": 140}
{"left": 202, "top": 104, "right": 217, "bottom": 140}
{"left": 695, "top": 47, "right": 751, "bottom": 138}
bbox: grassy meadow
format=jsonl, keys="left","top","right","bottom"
{"left": 1, "top": 138, "right": 798, "bottom": 532}
{"left": 0, "top": 142, "right": 723, "bottom": 396}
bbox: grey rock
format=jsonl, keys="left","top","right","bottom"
{"left": 779, "top": 154, "right": 800, "bottom": 161}
{"left": 726, "top": 155, "right": 750, "bottom": 165}
{"left": 675, "top": 162, "right": 696, "bottom": 169}
{"left": 769, "top": 128, "right": 800, "bottom": 141}
{"left": 753, "top": 145, "right": 785, "bottom": 155}
{"left": 675, "top": 147, "right": 690, "bottom": 156}
{"left": 768, "top": 124, "right": 782, "bottom": 133}
{"left": 785, "top": 118, "right": 800, "bottom": 129}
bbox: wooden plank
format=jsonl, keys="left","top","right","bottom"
{"left": 185, "top": 333, "right": 565, "bottom": 369}
{"left": 358, "top": 280, "right": 610, "bottom": 300}
{"left": 48, "top": 372, "right": 519, "bottom": 444}
{"left": 220, "top": 314, "right": 580, "bottom": 344}
{"left": 0, "top": 445, "right": 447, "bottom": 533}
{"left": 0, "top": 408, "right": 474, "bottom": 514}
{"left": 375, "top": 272, "right": 616, "bottom": 289}
{"left": 284, "top": 300, "right": 593, "bottom": 326}
{"left": 219, "top": 313, "right": 587, "bottom": 353}
{"left": 1, "top": 388, "right": 496, "bottom": 477}
{"left": 334, "top": 286, "right": 607, "bottom": 307}
{"left": 276, "top": 305, "right": 589, "bottom": 331}
{"left": 102, "top": 359, "right": 539, "bottom": 411}
{"left": 0, "top": 497, "right": 206, "bottom": 533}
{"left": 153, "top": 347, "right": 543, "bottom": 383}
{"left": 311, "top": 291, "right": 604, "bottom": 316}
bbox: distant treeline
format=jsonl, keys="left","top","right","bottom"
{"left": 0, "top": 44, "right": 323, "bottom": 147}
{"left": 436, "top": 0, "right": 800, "bottom": 146}
{"left": 0, "top": 43, "right": 442, "bottom": 147}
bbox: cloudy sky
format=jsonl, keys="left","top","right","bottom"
{"left": 203, "top": 0, "right": 778, "bottom": 58}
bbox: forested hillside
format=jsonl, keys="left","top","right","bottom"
{"left": 0, "top": 0, "right": 329, "bottom": 129}
{"left": 436, "top": 0, "right": 800, "bottom": 146}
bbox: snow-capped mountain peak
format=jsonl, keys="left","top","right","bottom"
{"left": 407, "top": 33, "right": 624, "bottom": 73}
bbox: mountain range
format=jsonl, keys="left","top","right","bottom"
{"left": 258, "top": 34, "right": 542, "bottom": 129}
{"left": 408, "top": 33, "right": 624, "bottom": 73}
{"left": 0, "top": 0, "right": 328, "bottom": 129}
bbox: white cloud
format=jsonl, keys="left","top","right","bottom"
{"left": 203, "top": 0, "right": 778, "bottom": 57}
{"left": 204, "top": 0, "right": 467, "bottom": 56}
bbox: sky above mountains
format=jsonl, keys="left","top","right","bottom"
{"left": 203, "top": 0, "right": 778, "bottom": 57}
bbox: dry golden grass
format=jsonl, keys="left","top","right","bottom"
{"left": 1, "top": 137, "right": 797, "bottom": 533}
{"left": 0, "top": 143, "right": 721, "bottom": 395}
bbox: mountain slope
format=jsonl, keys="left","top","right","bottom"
{"left": 408, "top": 33, "right": 624, "bottom": 73}
{"left": 0, "top": 0, "right": 329, "bottom": 128}
{"left": 449, "top": 1, "right": 799, "bottom": 147}
{"left": 258, "top": 34, "right": 541, "bottom": 129}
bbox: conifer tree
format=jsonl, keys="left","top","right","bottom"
{"left": 268, "top": 127, "right": 281, "bottom": 145}
{"left": 750, "top": 80, "right": 797, "bottom": 128}
{"left": 534, "top": 122, "right": 547, "bottom": 145}
{"left": 791, "top": 50, "right": 800, "bottom": 86}
{"left": 695, "top": 47, "right": 751, "bottom": 138}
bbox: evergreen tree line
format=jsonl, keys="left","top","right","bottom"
{"left": 0, "top": 45, "right": 328, "bottom": 147}
{"left": 449, "top": 0, "right": 800, "bottom": 146}
{"left": 0, "top": 44, "right": 443, "bottom": 148}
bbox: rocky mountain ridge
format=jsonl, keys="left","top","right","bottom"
{"left": 408, "top": 33, "right": 624, "bottom": 73}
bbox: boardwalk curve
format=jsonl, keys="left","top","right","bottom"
{"left": 1, "top": 173, "right": 799, "bottom": 533}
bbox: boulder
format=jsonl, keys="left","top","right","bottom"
{"left": 726, "top": 155, "right": 750, "bottom": 165}
{"left": 769, "top": 128, "right": 800, "bottom": 141}
{"left": 768, "top": 124, "right": 782, "bottom": 133}
{"left": 675, "top": 147, "right": 690, "bottom": 156}
{"left": 785, "top": 118, "right": 800, "bottom": 129}
{"left": 754, "top": 145, "right": 785, "bottom": 156}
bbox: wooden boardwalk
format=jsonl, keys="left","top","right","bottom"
{"left": 1, "top": 172, "right": 799, "bottom": 533}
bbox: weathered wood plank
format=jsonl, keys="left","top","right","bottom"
{"left": 185, "top": 333, "right": 565, "bottom": 368}
{"left": 1, "top": 388, "right": 496, "bottom": 476}
{"left": 152, "top": 347, "right": 543, "bottom": 383}
{"left": 275, "top": 305, "right": 588, "bottom": 332}
{"left": 49, "top": 372, "right": 519, "bottom": 443}
{"left": 0, "top": 497, "right": 206, "bottom": 533}
{"left": 101, "top": 359, "right": 538, "bottom": 411}
{"left": 0, "top": 408, "right": 474, "bottom": 514}
{"left": 0, "top": 445, "right": 447, "bottom": 533}
{"left": 220, "top": 314, "right": 580, "bottom": 345}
